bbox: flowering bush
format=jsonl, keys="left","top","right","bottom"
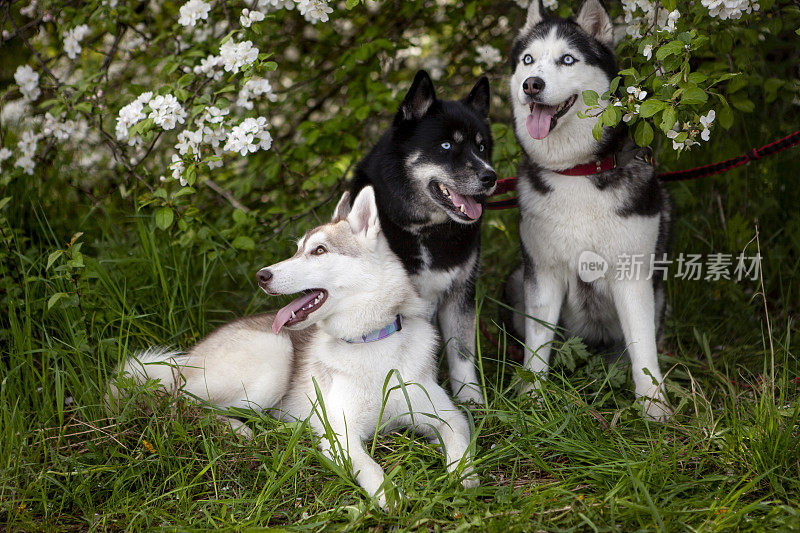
{"left": 0, "top": 0, "right": 798, "bottom": 251}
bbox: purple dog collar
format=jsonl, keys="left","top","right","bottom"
{"left": 343, "top": 315, "right": 403, "bottom": 344}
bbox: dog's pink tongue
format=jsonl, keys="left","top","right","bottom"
{"left": 272, "top": 292, "right": 318, "bottom": 335}
{"left": 527, "top": 104, "right": 555, "bottom": 139}
{"left": 448, "top": 190, "right": 482, "bottom": 219}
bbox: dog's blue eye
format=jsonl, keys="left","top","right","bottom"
{"left": 479, "top": 144, "right": 485, "bottom": 152}
{"left": 441, "top": 142, "right": 451, "bottom": 150}
{"left": 561, "top": 54, "right": 575, "bottom": 65}
{"left": 523, "top": 54, "right": 533, "bottom": 65}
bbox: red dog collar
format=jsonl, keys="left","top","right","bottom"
{"left": 555, "top": 155, "right": 617, "bottom": 176}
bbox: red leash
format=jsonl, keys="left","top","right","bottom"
{"left": 486, "top": 129, "right": 800, "bottom": 210}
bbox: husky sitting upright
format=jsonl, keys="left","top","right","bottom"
{"left": 351, "top": 71, "right": 496, "bottom": 404}
{"left": 505, "top": 0, "right": 672, "bottom": 420}
{"left": 111, "top": 186, "right": 477, "bottom": 509}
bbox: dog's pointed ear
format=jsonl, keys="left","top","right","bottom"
{"left": 331, "top": 191, "right": 351, "bottom": 222}
{"left": 576, "top": 0, "right": 613, "bottom": 47}
{"left": 397, "top": 70, "right": 436, "bottom": 122}
{"left": 462, "top": 76, "right": 491, "bottom": 119}
{"left": 347, "top": 186, "right": 380, "bottom": 237}
{"left": 520, "top": 0, "right": 546, "bottom": 35}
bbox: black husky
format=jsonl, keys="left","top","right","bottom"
{"left": 350, "top": 70, "right": 496, "bottom": 404}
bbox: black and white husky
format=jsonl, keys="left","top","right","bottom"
{"left": 351, "top": 71, "right": 496, "bottom": 405}
{"left": 110, "top": 187, "right": 477, "bottom": 509}
{"left": 505, "top": 0, "right": 673, "bottom": 420}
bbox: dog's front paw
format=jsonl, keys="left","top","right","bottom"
{"left": 456, "top": 386, "right": 485, "bottom": 406}
{"left": 374, "top": 484, "right": 404, "bottom": 512}
{"left": 461, "top": 470, "right": 480, "bottom": 490}
{"left": 641, "top": 397, "right": 672, "bottom": 422}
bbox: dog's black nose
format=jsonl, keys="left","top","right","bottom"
{"left": 480, "top": 170, "right": 497, "bottom": 188}
{"left": 523, "top": 76, "right": 545, "bottom": 97}
{"left": 256, "top": 269, "right": 273, "bottom": 287}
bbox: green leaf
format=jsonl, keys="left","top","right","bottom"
{"left": 730, "top": 95, "right": 755, "bottom": 113}
{"left": 46, "top": 250, "right": 63, "bottom": 270}
{"left": 638, "top": 99, "right": 667, "bottom": 118}
{"left": 592, "top": 120, "right": 604, "bottom": 142}
{"left": 48, "top": 292, "right": 68, "bottom": 310}
{"left": 232, "top": 236, "right": 255, "bottom": 250}
{"left": 582, "top": 90, "right": 599, "bottom": 107}
{"left": 718, "top": 105, "right": 734, "bottom": 129}
{"left": 232, "top": 209, "right": 248, "bottom": 225}
{"left": 155, "top": 207, "right": 174, "bottom": 230}
{"left": 660, "top": 107, "right": 677, "bottom": 133}
{"left": 655, "top": 40, "right": 685, "bottom": 61}
{"left": 634, "top": 121, "right": 654, "bottom": 147}
{"left": 465, "top": 2, "right": 476, "bottom": 19}
{"left": 601, "top": 105, "right": 620, "bottom": 127}
{"left": 681, "top": 87, "right": 708, "bottom": 105}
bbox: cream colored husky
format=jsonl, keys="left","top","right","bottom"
{"left": 110, "top": 186, "right": 477, "bottom": 509}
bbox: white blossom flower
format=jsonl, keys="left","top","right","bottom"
{"left": 175, "top": 128, "right": 204, "bottom": 159}
{"left": 240, "top": 8, "right": 265, "bottom": 28}
{"left": 475, "top": 44, "right": 501, "bottom": 68}
{"left": 422, "top": 55, "right": 447, "bottom": 81}
{"left": 169, "top": 154, "right": 187, "bottom": 185}
{"left": 14, "top": 64, "right": 40, "bottom": 102}
{"left": 15, "top": 130, "right": 41, "bottom": 175}
{"left": 219, "top": 39, "right": 259, "bottom": 74}
{"left": 43, "top": 113, "right": 72, "bottom": 141}
{"left": 1, "top": 99, "right": 31, "bottom": 125}
{"left": 193, "top": 55, "right": 223, "bottom": 80}
{"left": 627, "top": 86, "right": 647, "bottom": 100}
{"left": 296, "top": 0, "right": 333, "bottom": 24}
{"left": 204, "top": 106, "right": 230, "bottom": 124}
{"left": 642, "top": 44, "right": 653, "bottom": 60}
{"left": 667, "top": 123, "right": 699, "bottom": 151}
{"left": 224, "top": 117, "right": 272, "bottom": 156}
{"left": 148, "top": 94, "right": 187, "bottom": 130}
{"left": 178, "top": 0, "right": 211, "bottom": 27}
{"left": 257, "top": 0, "right": 296, "bottom": 10}
{"left": 237, "top": 77, "right": 278, "bottom": 109}
{"left": 623, "top": 104, "right": 640, "bottom": 123}
{"left": 0, "top": 147, "right": 12, "bottom": 172}
{"left": 701, "top": 0, "right": 759, "bottom": 20}
{"left": 699, "top": 109, "right": 715, "bottom": 141}
{"left": 116, "top": 100, "right": 146, "bottom": 142}
{"left": 663, "top": 9, "right": 680, "bottom": 32}
{"left": 63, "top": 24, "right": 91, "bottom": 59}
{"left": 20, "top": 1, "right": 38, "bottom": 17}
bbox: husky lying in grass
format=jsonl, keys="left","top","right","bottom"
{"left": 110, "top": 186, "right": 477, "bottom": 509}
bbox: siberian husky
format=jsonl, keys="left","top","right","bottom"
{"left": 110, "top": 186, "right": 477, "bottom": 509}
{"left": 505, "top": 0, "right": 673, "bottom": 420}
{"left": 350, "top": 70, "right": 497, "bottom": 405}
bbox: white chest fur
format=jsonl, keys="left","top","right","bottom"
{"left": 518, "top": 171, "right": 661, "bottom": 278}
{"left": 411, "top": 247, "right": 477, "bottom": 311}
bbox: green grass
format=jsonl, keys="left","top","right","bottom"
{"left": 2, "top": 150, "right": 800, "bottom": 531}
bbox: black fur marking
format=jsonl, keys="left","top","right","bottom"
{"left": 517, "top": 157, "right": 552, "bottom": 194}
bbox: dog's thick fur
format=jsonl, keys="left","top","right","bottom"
{"left": 350, "top": 71, "right": 497, "bottom": 404}
{"left": 110, "top": 187, "right": 477, "bottom": 509}
{"left": 505, "top": 0, "right": 673, "bottom": 420}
